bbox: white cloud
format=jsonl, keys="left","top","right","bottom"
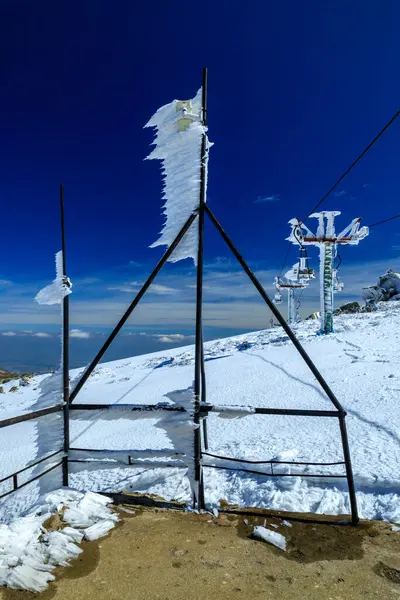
{"left": 334, "top": 190, "right": 347, "bottom": 197}
{"left": 133, "top": 332, "right": 194, "bottom": 343}
{"left": 0, "top": 280, "right": 12, "bottom": 287}
{"left": 70, "top": 329, "right": 92, "bottom": 339}
{"left": 153, "top": 333, "right": 187, "bottom": 343}
{"left": 150, "top": 284, "right": 178, "bottom": 295}
{"left": 108, "top": 282, "right": 178, "bottom": 295}
{"left": 34, "top": 332, "right": 52, "bottom": 338}
{"left": 1, "top": 331, "right": 17, "bottom": 336}
{"left": 108, "top": 286, "right": 137, "bottom": 293}
{"left": 254, "top": 194, "right": 279, "bottom": 203}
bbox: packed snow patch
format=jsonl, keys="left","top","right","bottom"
{"left": 0, "top": 490, "right": 117, "bottom": 593}
{"left": 253, "top": 525, "right": 287, "bottom": 551}
{"left": 3, "top": 303, "right": 400, "bottom": 524}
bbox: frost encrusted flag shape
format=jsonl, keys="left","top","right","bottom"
{"left": 145, "top": 88, "right": 211, "bottom": 263}
{"left": 35, "top": 251, "right": 72, "bottom": 305}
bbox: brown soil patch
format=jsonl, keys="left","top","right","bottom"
{"left": 2, "top": 508, "right": 400, "bottom": 600}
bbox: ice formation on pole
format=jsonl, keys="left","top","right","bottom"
{"left": 287, "top": 211, "right": 369, "bottom": 334}
{"left": 32, "top": 251, "right": 72, "bottom": 496}
{"left": 158, "top": 385, "right": 200, "bottom": 501}
{"left": 35, "top": 251, "right": 72, "bottom": 305}
{"left": 145, "top": 88, "right": 211, "bottom": 263}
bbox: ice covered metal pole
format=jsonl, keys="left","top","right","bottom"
{"left": 287, "top": 288, "right": 295, "bottom": 324}
{"left": 60, "top": 184, "right": 70, "bottom": 486}
{"left": 319, "top": 242, "right": 335, "bottom": 334}
{"left": 193, "top": 68, "right": 208, "bottom": 509}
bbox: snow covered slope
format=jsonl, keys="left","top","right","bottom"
{"left": 1, "top": 303, "right": 400, "bottom": 523}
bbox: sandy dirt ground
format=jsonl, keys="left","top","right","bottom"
{"left": 2, "top": 506, "right": 400, "bottom": 600}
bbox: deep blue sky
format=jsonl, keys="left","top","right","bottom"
{"left": 0, "top": 0, "right": 399, "bottom": 354}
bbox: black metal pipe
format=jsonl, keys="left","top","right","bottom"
{"left": 201, "top": 406, "right": 340, "bottom": 417}
{"left": 70, "top": 211, "right": 198, "bottom": 403}
{"left": 0, "top": 405, "right": 62, "bottom": 429}
{"left": 202, "top": 451, "right": 345, "bottom": 467}
{"left": 69, "top": 459, "right": 186, "bottom": 469}
{"left": 69, "top": 403, "right": 186, "bottom": 411}
{"left": 68, "top": 404, "right": 340, "bottom": 418}
{"left": 0, "top": 461, "right": 64, "bottom": 500}
{"left": 201, "top": 330, "right": 209, "bottom": 450}
{"left": 219, "top": 507, "right": 352, "bottom": 526}
{"left": 203, "top": 464, "right": 347, "bottom": 478}
{"left": 205, "top": 205, "right": 359, "bottom": 523}
{"left": 338, "top": 415, "right": 359, "bottom": 525}
{"left": 69, "top": 447, "right": 184, "bottom": 455}
{"left": 60, "top": 184, "right": 70, "bottom": 487}
{"left": 205, "top": 205, "right": 345, "bottom": 415}
{"left": 0, "top": 449, "right": 63, "bottom": 484}
{"left": 193, "top": 67, "right": 208, "bottom": 510}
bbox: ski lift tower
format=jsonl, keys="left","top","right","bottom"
{"left": 273, "top": 276, "right": 304, "bottom": 324}
{"left": 273, "top": 253, "right": 315, "bottom": 324}
{"left": 287, "top": 211, "right": 369, "bottom": 334}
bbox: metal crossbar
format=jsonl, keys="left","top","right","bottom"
{"left": 70, "top": 404, "right": 185, "bottom": 412}
{"left": 202, "top": 451, "right": 346, "bottom": 467}
{"left": 69, "top": 404, "right": 339, "bottom": 418}
{"left": 0, "top": 406, "right": 64, "bottom": 501}
{"left": 0, "top": 405, "right": 62, "bottom": 429}
{"left": 0, "top": 460, "right": 64, "bottom": 500}
{"left": 0, "top": 449, "right": 64, "bottom": 485}
{"left": 201, "top": 406, "right": 340, "bottom": 418}
{"left": 202, "top": 464, "right": 348, "bottom": 478}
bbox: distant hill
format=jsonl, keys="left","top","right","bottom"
{"left": 0, "top": 369, "right": 19, "bottom": 382}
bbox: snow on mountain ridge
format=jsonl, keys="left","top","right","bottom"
{"left": 1, "top": 302, "right": 400, "bottom": 523}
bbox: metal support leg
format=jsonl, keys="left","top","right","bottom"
{"left": 60, "top": 184, "right": 70, "bottom": 487}
{"left": 338, "top": 415, "right": 359, "bottom": 525}
{"left": 205, "top": 204, "right": 359, "bottom": 523}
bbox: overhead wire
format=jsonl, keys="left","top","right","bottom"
{"left": 277, "top": 108, "right": 400, "bottom": 276}
{"left": 304, "top": 109, "right": 400, "bottom": 220}
{"left": 368, "top": 214, "right": 400, "bottom": 229}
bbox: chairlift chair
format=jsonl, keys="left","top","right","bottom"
{"left": 273, "top": 276, "right": 283, "bottom": 304}
{"left": 333, "top": 269, "right": 344, "bottom": 292}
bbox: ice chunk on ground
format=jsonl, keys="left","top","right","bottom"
{"left": 282, "top": 520, "right": 293, "bottom": 527}
{"left": 63, "top": 491, "right": 118, "bottom": 527}
{"left": 253, "top": 525, "right": 287, "bottom": 551}
{"left": 83, "top": 520, "right": 116, "bottom": 541}
{"left": 0, "top": 491, "right": 118, "bottom": 592}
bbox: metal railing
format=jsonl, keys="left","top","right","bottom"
{"left": 0, "top": 406, "right": 64, "bottom": 500}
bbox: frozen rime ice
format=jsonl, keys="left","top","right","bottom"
{"left": 0, "top": 491, "right": 117, "bottom": 593}
{"left": 145, "top": 88, "right": 211, "bottom": 263}
{"left": 253, "top": 525, "right": 287, "bottom": 551}
{"left": 158, "top": 385, "right": 199, "bottom": 499}
{"left": 35, "top": 251, "right": 72, "bottom": 306}
{"left": 32, "top": 249, "right": 73, "bottom": 496}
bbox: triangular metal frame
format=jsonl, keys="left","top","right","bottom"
{"left": 69, "top": 68, "right": 359, "bottom": 525}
